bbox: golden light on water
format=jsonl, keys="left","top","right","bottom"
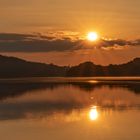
{"left": 87, "top": 32, "right": 99, "bottom": 41}
{"left": 89, "top": 106, "right": 99, "bottom": 121}
{"left": 88, "top": 80, "right": 98, "bottom": 84}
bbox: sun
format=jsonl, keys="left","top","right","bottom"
{"left": 87, "top": 32, "right": 99, "bottom": 41}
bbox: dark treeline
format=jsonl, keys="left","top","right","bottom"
{"left": 0, "top": 55, "right": 140, "bottom": 77}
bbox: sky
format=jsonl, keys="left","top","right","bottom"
{"left": 0, "top": 0, "right": 140, "bottom": 65}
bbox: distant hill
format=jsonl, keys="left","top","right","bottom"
{"left": 0, "top": 55, "right": 140, "bottom": 78}
{"left": 0, "top": 55, "right": 68, "bottom": 78}
{"left": 66, "top": 58, "right": 140, "bottom": 76}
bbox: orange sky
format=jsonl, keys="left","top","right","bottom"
{"left": 1, "top": 46, "right": 140, "bottom": 66}
{"left": 0, "top": 0, "right": 140, "bottom": 39}
{"left": 0, "top": 0, "right": 140, "bottom": 65}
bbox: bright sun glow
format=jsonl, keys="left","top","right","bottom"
{"left": 87, "top": 32, "right": 98, "bottom": 41}
{"left": 89, "top": 106, "right": 99, "bottom": 121}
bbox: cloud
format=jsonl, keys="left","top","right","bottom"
{"left": 0, "top": 33, "right": 139, "bottom": 52}
{"left": 0, "top": 33, "right": 83, "bottom": 52}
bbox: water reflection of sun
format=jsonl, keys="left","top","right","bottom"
{"left": 89, "top": 106, "right": 99, "bottom": 121}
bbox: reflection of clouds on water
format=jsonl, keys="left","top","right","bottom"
{"left": 0, "top": 81, "right": 139, "bottom": 121}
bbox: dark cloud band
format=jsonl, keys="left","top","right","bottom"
{"left": 0, "top": 33, "right": 139, "bottom": 52}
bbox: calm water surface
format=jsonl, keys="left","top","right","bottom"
{"left": 0, "top": 77, "right": 140, "bottom": 140}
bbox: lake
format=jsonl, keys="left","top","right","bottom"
{"left": 0, "top": 77, "right": 140, "bottom": 140}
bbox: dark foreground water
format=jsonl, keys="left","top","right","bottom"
{"left": 0, "top": 77, "right": 140, "bottom": 140}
